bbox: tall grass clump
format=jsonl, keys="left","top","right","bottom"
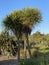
{"left": 19, "top": 54, "right": 49, "bottom": 65}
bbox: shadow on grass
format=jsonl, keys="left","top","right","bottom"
{"left": 0, "top": 48, "right": 49, "bottom": 65}
{"left": 0, "top": 59, "right": 18, "bottom": 65}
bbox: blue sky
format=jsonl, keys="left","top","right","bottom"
{"left": 0, "top": 0, "right": 49, "bottom": 34}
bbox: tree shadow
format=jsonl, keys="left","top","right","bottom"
{"left": 45, "top": 47, "right": 49, "bottom": 50}
{"left": 31, "top": 47, "right": 49, "bottom": 58}
{"left": 0, "top": 59, "right": 18, "bottom": 65}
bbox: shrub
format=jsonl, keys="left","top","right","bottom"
{"left": 19, "top": 59, "right": 34, "bottom": 65}
{"left": 32, "top": 49, "right": 40, "bottom": 58}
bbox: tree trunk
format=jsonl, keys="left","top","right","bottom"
{"left": 24, "top": 34, "right": 27, "bottom": 59}
{"left": 26, "top": 33, "right": 32, "bottom": 58}
{"left": 17, "top": 36, "right": 20, "bottom": 61}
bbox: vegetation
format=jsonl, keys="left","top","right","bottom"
{"left": 0, "top": 30, "right": 49, "bottom": 64}
{"left": 18, "top": 32, "right": 49, "bottom": 65}
{"left": 0, "top": 29, "right": 18, "bottom": 56}
{"left": 19, "top": 56, "right": 49, "bottom": 65}
{"left": 0, "top": 31, "right": 49, "bottom": 55}
{"left": 3, "top": 8, "right": 41, "bottom": 60}
{"left": 1, "top": 8, "right": 49, "bottom": 65}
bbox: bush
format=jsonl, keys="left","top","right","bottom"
{"left": 32, "top": 50, "right": 39, "bottom": 57}
{"left": 19, "top": 59, "right": 34, "bottom": 65}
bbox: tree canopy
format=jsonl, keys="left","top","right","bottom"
{"left": 3, "top": 8, "right": 42, "bottom": 35}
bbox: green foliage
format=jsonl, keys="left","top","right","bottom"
{"left": 29, "top": 31, "right": 49, "bottom": 45}
{"left": 3, "top": 8, "right": 42, "bottom": 60}
{"left": 0, "top": 29, "right": 18, "bottom": 56}
{"left": 3, "top": 8, "right": 42, "bottom": 35}
{"left": 19, "top": 56, "right": 49, "bottom": 65}
{"left": 19, "top": 59, "right": 34, "bottom": 65}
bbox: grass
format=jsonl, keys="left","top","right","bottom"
{"left": 19, "top": 44, "right": 49, "bottom": 65}
{"left": 0, "top": 43, "right": 49, "bottom": 65}
{"left": 19, "top": 55, "right": 49, "bottom": 65}
{"left": 39, "top": 48, "right": 49, "bottom": 52}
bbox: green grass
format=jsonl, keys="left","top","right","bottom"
{"left": 19, "top": 55, "right": 49, "bottom": 65}
{"left": 19, "top": 44, "right": 49, "bottom": 65}
{"left": 39, "top": 48, "right": 49, "bottom": 53}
